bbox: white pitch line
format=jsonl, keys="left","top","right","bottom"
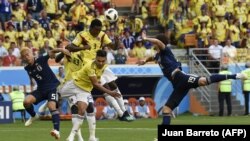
{"left": 0, "top": 128, "right": 156, "bottom": 132}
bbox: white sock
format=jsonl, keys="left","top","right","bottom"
{"left": 71, "top": 114, "right": 84, "bottom": 133}
{"left": 86, "top": 112, "right": 96, "bottom": 139}
{"left": 114, "top": 88, "right": 126, "bottom": 112}
{"left": 77, "top": 128, "right": 84, "bottom": 141}
{"left": 104, "top": 94, "right": 123, "bottom": 117}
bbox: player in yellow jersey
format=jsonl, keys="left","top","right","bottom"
{"left": 59, "top": 50, "right": 120, "bottom": 141}
{"left": 66, "top": 19, "right": 135, "bottom": 122}
{"left": 57, "top": 51, "right": 99, "bottom": 141}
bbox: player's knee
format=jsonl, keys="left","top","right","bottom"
{"left": 108, "top": 81, "right": 117, "bottom": 90}
{"left": 86, "top": 102, "right": 94, "bottom": 113}
{"left": 71, "top": 105, "right": 78, "bottom": 114}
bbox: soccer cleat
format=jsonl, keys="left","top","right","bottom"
{"left": 119, "top": 115, "right": 135, "bottom": 122}
{"left": 236, "top": 73, "right": 248, "bottom": 80}
{"left": 89, "top": 137, "right": 99, "bottom": 141}
{"left": 24, "top": 114, "right": 39, "bottom": 126}
{"left": 50, "top": 129, "right": 60, "bottom": 140}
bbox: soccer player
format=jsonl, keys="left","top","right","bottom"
{"left": 20, "top": 47, "right": 70, "bottom": 139}
{"left": 59, "top": 50, "right": 120, "bottom": 141}
{"left": 55, "top": 51, "right": 98, "bottom": 141}
{"left": 66, "top": 19, "right": 134, "bottom": 121}
{"left": 138, "top": 32, "right": 247, "bottom": 125}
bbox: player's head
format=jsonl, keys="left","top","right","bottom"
{"left": 90, "top": 19, "right": 102, "bottom": 37}
{"left": 20, "top": 47, "right": 34, "bottom": 65}
{"left": 95, "top": 50, "right": 107, "bottom": 68}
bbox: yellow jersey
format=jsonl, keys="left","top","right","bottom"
{"left": 72, "top": 30, "right": 112, "bottom": 60}
{"left": 63, "top": 52, "right": 86, "bottom": 83}
{"left": 72, "top": 61, "right": 107, "bottom": 92}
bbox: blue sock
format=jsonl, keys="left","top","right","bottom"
{"left": 162, "top": 114, "right": 171, "bottom": 125}
{"left": 25, "top": 104, "right": 36, "bottom": 117}
{"left": 208, "top": 74, "right": 236, "bottom": 84}
{"left": 51, "top": 110, "right": 60, "bottom": 131}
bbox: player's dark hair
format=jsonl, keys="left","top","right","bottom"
{"left": 96, "top": 49, "right": 107, "bottom": 57}
{"left": 156, "top": 34, "right": 168, "bottom": 45}
{"left": 90, "top": 19, "right": 102, "bottom": 28}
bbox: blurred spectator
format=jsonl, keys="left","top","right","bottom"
{"left": 65, "top": 23, "right": 76, "bottom": 41}
{"left": 101, "top": 103, "right": 118, "bottom": 120}
{"left": 246, "top": 31, "right": 250, "bottom": 48}
{"left": 10, "top": 42, "right": 21, "bottom": 59}
{"left": 102, "top": 0, "right": 110, "bottom": 10}
{"left": 22, "top": 13, "right": 36, "bottom": 29}
{"left": 208, "top": 38, "right": 223, "bottom": 73}
{"left": 228, "top": 19, "right": 240, "bottom": 48}
{"left": 141, "top": 1, "right": 148, "bottom": 26}
{"left": 104, "top": 46, "right": 115, "bottom": 64}
{"left": 5, "top": 23, "right": 17, "bottom": 43}
{"left": 212, "top": 16, "right": 228, "bottom": 46}
{"left": 131, "top": 0, "right": 140, "bottom": 14}
{"left": 135, "top": 97, "right": 150, "bottom": 118}
{"left": 42, "top": 0, "right": 59, "bottom": 19}
{"left": 114, "top": 47, "right": 127, "bottom": 64}
{"left": 43, "top": 30, "right": 57, "bottom": 48}
{"left": 131, "top": 36, "right": 147, "bottom": 60}
{"left": 27, "top": 0, "right": 44, "bottom": 20}
{"left": 12, "top": 2, "right": 26, "bottom": 23}
{"left": 2, "top": 48, "right": 16, "bottom": 66}
{"left": 122, "top": 29, "right": 135, "bottom": 50}
{"left": 93, "top": 0, "right": 104, "bottom": 15}
{"left": 39, "top": 40, "right": 53, "bottom": 56}
{"left": 3, "top": 36, "right": 10, "bottom": 49}
{"left": 124, "top": 99, "right": 134, "bottom": 116}
{"left": 0, "top": 0, "right": 12, "bottom": 30}
{"left": 9, "top": 86, "right": 26, "bottom": 122}
{"left": 127, "top": 15, "right": 144, "bottom": 38}
{"left": 0, "top": 39, "right": 8, "bottom": 59}
{"left": 38, "top": 11, "right": 51, "bottom": 30}
{"left": 223, "top": 39, "right": 237, "bottom": 64}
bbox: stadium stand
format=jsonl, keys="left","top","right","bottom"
{"left": 95, "top": 97, "right": 108, "bottom": 120}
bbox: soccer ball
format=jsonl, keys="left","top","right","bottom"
{"left": 104, "top": 8, "right": 119, "bottom": 23}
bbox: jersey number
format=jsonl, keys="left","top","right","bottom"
{"left": 188, "top": 76, "right": 196, "bottom": 83}
{"left": 51, "top": 93, "right": 58, "bottom": 101}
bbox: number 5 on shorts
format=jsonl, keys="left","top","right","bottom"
{"left": 51, "top": 93, "right": 58, "bottom": 101}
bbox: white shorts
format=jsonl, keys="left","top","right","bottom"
{"left": 67, "top": 95, "right": 94, "bottom": 107}
{"left": 58, "top": 80, "right": 92, "bottom": 105}
{"left": 100, "top": 67, "right": 118, "bottom": 85}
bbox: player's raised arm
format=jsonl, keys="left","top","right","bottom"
{"left": 49, "top": 48, "right": 71, "bottom": 58}
{"left": 141, "top": 32, "right": 165, "bottom": 50}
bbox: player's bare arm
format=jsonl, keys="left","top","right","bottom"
{"left": 141, "top": 32, "right": 165, "bottom": 50}
{"left": 65, "top": 43, "right": 90, "bottom": 52}
{"left": 89, "top": 76, "right": 121, "bottom": 98}
{"left": 49, "top": 48, "right": 71, "bottom": 58}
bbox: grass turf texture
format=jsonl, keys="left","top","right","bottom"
{"left": 1, "top": 113, "right": 250, "bottom": 141}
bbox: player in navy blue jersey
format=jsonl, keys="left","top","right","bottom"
{"left": 138, "top": 32, "right": 248, "bottom": 125}
{"left": 20, "top": 47, "right": 70, "bottom": 139}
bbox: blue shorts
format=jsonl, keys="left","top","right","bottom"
{"left": 31, "top": 88, "right": 59, "bottom": 105}
{"left": 166, "top": 71, "right": 201, "bottom": 110}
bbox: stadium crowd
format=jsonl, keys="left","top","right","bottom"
{"left": 0, "top": 0, "right": 250, "bottom": 67}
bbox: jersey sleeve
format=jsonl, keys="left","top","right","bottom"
{"left": 103, "top": 34, "right": 112, "bottom": 45}
{"left": 72, "top": 32, "right": 84, "bottom": 47}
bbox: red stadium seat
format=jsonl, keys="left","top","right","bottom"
{"left": 128, "top": 97, "right": 138, "bottom": 113}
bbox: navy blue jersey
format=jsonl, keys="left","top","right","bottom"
{"left": 24, "top": 55, "right": 60, "bottom": 91}
{"left": 155, "top": 46, "right": 182, "bottom": 80}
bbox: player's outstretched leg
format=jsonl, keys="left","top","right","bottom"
{"left": 86, "top": 102, "right": 99, "bottom": 141}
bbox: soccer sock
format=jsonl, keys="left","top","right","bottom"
{"left": 114, "top": 88, "right": 126, "bottom": 112}
{"left": 86, "top": 112, "right": 96, "bottom": 139}
{"left": 71, "top": 114, "right": 84, "bottom": 133}
{"left": 207, "top": 74, "right": 236, "bottom": 84}
{"left": 25, "top": 104, "right": 36, "bottom": 117}
{"left": 162, "top": 113, "right": 171, "bottom": 125}
{"left": 77, "top": 128, "right": 83, "bottom": 141}
{"left": 51, "top": 110, "right": 60, "bottom": 131}
{"left": 104, "top": 94, "right": 124, "bottom": 117}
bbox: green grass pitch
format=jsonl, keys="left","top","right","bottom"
{"left": 1, "top": 113, "right": 250, "bottom": 141}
